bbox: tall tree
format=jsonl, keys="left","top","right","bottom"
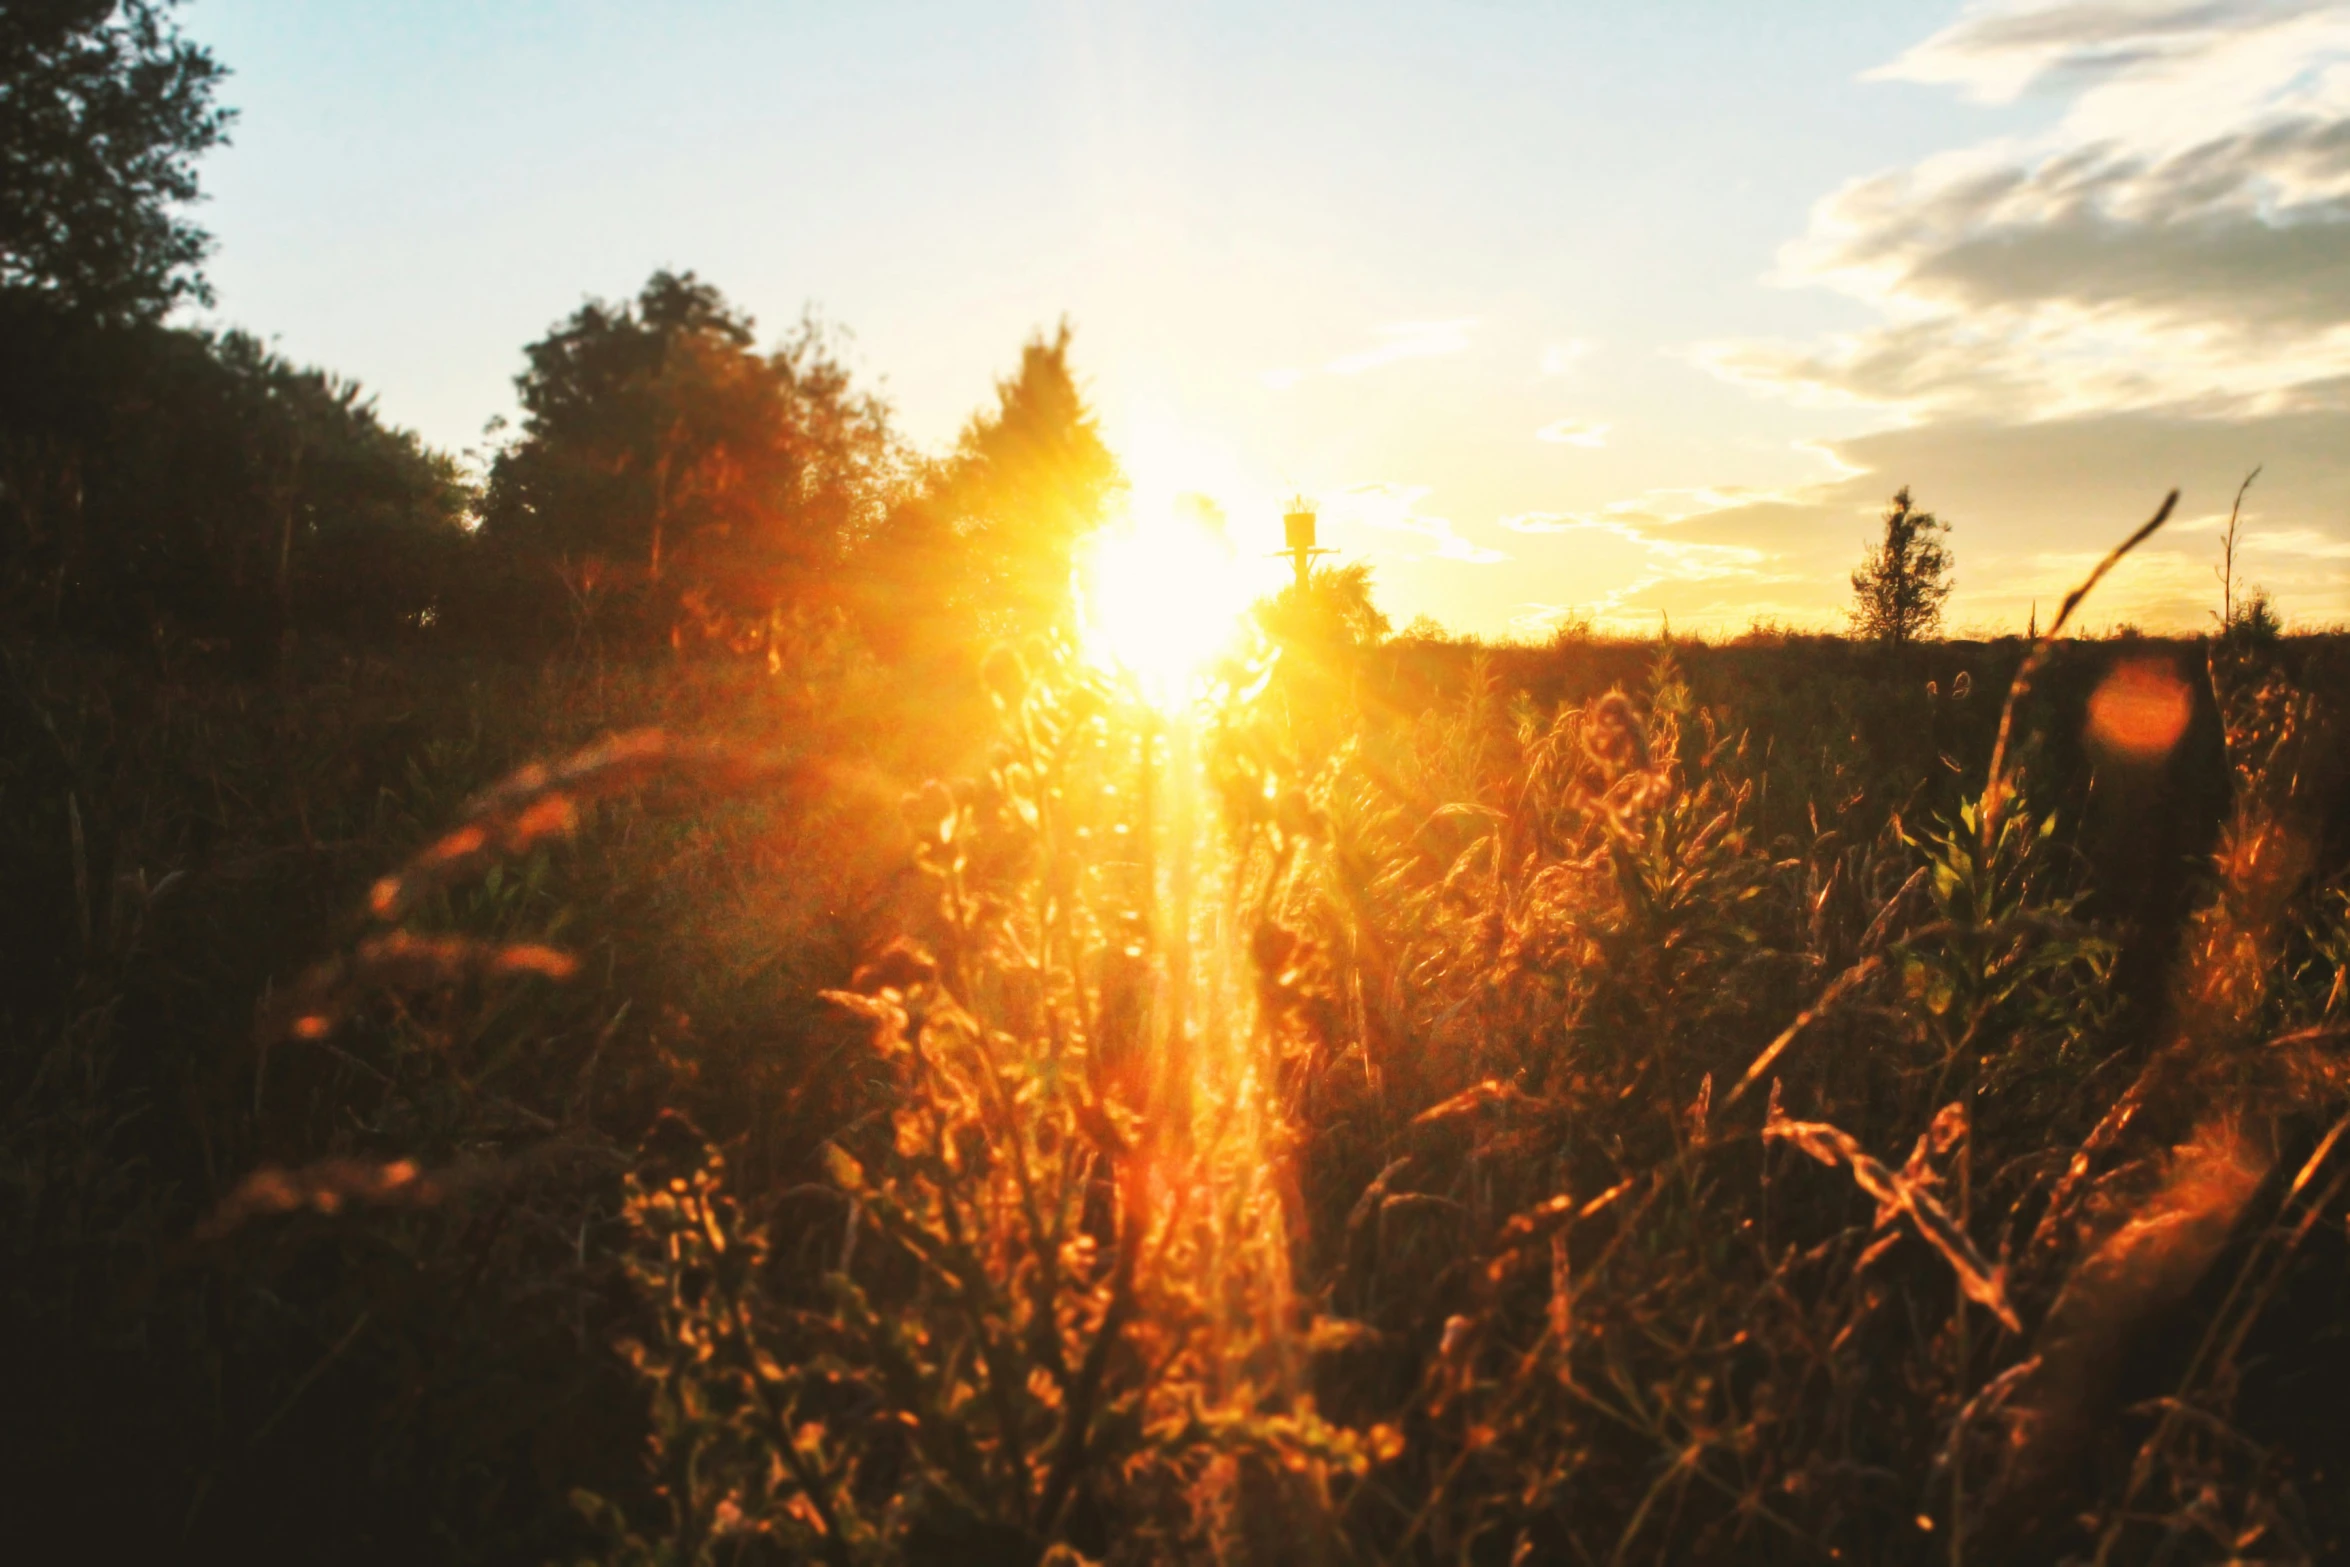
{"left": 482, "top": 271, "right": 898, "bottom": 647}
{"left": 1, "top": 0, "right": 232, "bottom": 322}
{"left": 945, "top": 322, "right": 1122, "bottom": 635}
{"left": 857, "top": 322, "right": 1122, "bottom": 659}
{"left": 1850, "top": 487, "right": 1952, "bottom": 648}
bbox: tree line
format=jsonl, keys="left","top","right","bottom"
{"left": 1, "top": 3, "right": 1123, "bottom": 672}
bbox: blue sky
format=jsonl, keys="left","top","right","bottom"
{"left": 186, "top": 2, "right": 2350, "bottom": 635}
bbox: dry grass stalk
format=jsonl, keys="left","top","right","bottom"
{"left": 1765, "top": 1095, "right": 2022, "bottom": 1333}
{"left": 196, "top": 1157, "right": 438, "bottom": 1239}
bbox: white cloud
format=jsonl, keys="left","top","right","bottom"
{"left": 2242, "top": 523, "right": 2350, "bottom": 559}
{"left": 1792, "top": 439, "right": 1870, "bottom": 479}
{"left": 1324, "top": 319, "right": 1478, "bottom": 375}
{"left": 1539, "top": 340, "right": 1590, "bottom": 377}
{"left": 1703, "top": 1, "right": 2350, "bottom": 422}
{"left": 1871, "top": 1, "right": 2346, "bottom": 108}
{"left": 1562, "top": 484, "right": 1797, "bottom": 525}
{"left": 1327, "top": 482, "right": 1509, "bottom": 563}
{"left": 1535, "top": 416, "right": 1611, "bottom": 447}
{"left": 1491, "top": 508, "right": 1783, "bottom": 629}
{"left": 1496, "top": 511, "right": 1579, "bottom": 534}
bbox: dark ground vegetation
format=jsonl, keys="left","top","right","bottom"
{"left": 11, "top": 613, "right": 2350, "bottom": 1565}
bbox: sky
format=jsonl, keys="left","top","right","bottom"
{"left": 185, "top": 0, "right": 2350, "bottom": 637}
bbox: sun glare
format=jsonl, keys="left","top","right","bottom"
{"left": 1079, "top": 495, "right": 1254, "bottom": 703}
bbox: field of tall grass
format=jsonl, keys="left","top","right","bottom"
{"left": 8, "top": 595, "right": 2350, "bottom": 1563}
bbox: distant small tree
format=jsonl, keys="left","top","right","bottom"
{"left": 1849, "top": 486, "right": 1951, "bottom": 648}
{"left": 1253, "top": 561, "right": 1389, "bottom": 758}
{"left": 2224, "top": 586, "right": 2283, "bottom": 646}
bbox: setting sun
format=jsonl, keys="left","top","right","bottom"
{"left": 1078, "top": 494, "right": 1255, "bottom": 701}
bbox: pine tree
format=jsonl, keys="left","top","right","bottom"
{"left": 942, "top": 321, "right": 1123, "bottom": 636}
{"left": 854, "top": 321, "right": 1122, "bottom": 655}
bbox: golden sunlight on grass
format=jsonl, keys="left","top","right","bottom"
{"left": 1077, "top": 491, "right": 1254, "bottom": 703}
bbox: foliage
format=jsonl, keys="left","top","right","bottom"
{"left": 1851, "top": 486, "right": 1953, "bottom": 648}
{"left": 2223, "top": 584, "right": 2284, "bottom": 647}
{"left": 0, "top": 0, "right": 232, "bottom": 321}
{"left": 11, "top": 487, "right": 2350, "bottom": 1564}
{"left": 856, "top": 324, "right": 1122, "bottom": 663}
{"left": 57, "top": 34, "right": 2350, "bottom": 1558}
{"left": 1257, "top": 561, "right": 1390, "bottom": 653}
{"left": 0, "top": 297, "right": 471, "bottom": 654}
{"left": 1245, "top": 561, "right": 1393, "bottom": 769}
{"left": 2215, "top": 465, "right": 2268, "bottom": 643}
{"left": 483, "top": 271, "right": 903, "bottom": 653}
{"left": 0, "top": 12, "right": 471, "bottom": 661}
{"left": 0, "top": 641, "right": 924, "bottom": 1561}
{"left": 939, "top": 323, "right": 1123, "bottom": 637}
{"left": 571, "top": 647, "right": 1400, "bottom": 1565}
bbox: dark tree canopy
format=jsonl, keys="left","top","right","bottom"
{"left": 1850, "top": 486, "right": 1952, "bottom": 648}
{"left": 482, "top": 271, "right": 900, "bottom": 647}
{"left": 0, "top": 5, "right": 466, "bottom": 658}
{"left": 0, "top": 0, "right": 232, "bottom": 322}
{"left": 0, "top": 297, "right": 469, "bottom": 653}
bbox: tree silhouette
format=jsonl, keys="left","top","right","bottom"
{"left": 1249, "top": 561, "right": 1391, "bottom": 763}
{"left": 2, "top": 1, "right": 253, "bottom": 643}
{"left": 1, "top": 0, "right": 232, "bottom": 322}
{"left": 1849, "top": 487, "right": 1951, "bottom": 648}
{"left": 852, "top": 322, "right": 1121, "bottom": 666}
{"left": 1258, "top": 560, "right": 1391, "bottom": 653}
{"left": 943, "top": 322, "right": 1123, "bottom": 636}
{"left": 482, "top": 271, "right": 899, "bottom": 648}
{"left": 0, "top": 297, "right": 467, "bottom": 654}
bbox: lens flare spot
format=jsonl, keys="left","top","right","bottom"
{"left": 2087, "top": 658, "right": 2193, "bottom": 761}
